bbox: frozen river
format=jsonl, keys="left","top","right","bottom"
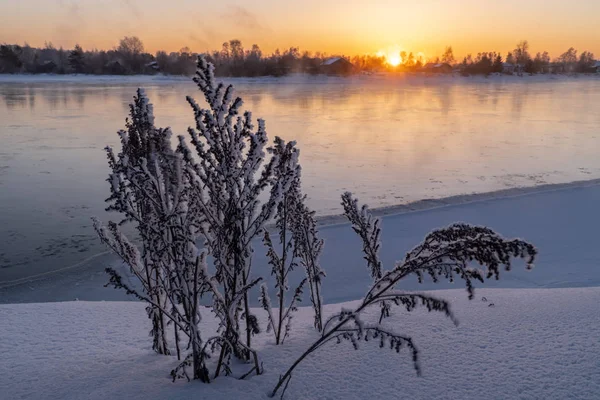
{"left": 1, "top": 73, "right": 600, "bottom": 283}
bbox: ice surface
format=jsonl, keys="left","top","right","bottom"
{"left": 2, "top": 74, "right": 600, "bottom": 282}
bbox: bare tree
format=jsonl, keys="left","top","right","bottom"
{"left": 118, "top": 36, "right": 145, "bottom": 73}
{"left": 578, "top": 51, "right": 595, "bottom": 72}
{"left": 514, "top": 40, "right": 531, "bottom": 65}
{"left": 118, "top": 36, "right": 144, "bottom": 56}
{"left": 557, "top": 47, "right": 578, "bottom": 73}
{"left": 441, "top": 46, "right": 455, "bottom": 65}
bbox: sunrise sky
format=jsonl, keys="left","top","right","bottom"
{"left": 2, "top": 0, "right": 600, "bottom": 59}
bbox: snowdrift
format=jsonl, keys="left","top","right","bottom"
{"left": 1, "top": 288, "right": 598, "bottom": 400}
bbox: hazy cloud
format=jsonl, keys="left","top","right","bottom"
{"left": 188, "top": 33, "right": 210, "bottom": 51}
{"left": 186, "top": 23, "right": 220, "bottom": 51}
{"left": 221, "top": 6, "right": 267, "bottom": 32}
{"left": 119, "top": 0, "right": 143, "bottom": 20}
{"left": 56, "top": 0, "right": 81, "bottom": 17}
{"left": 186, "top": 6, "right": 271, "bottom": 52}
{"left": 54, "top": 0, "right": 84, "bottom": 44}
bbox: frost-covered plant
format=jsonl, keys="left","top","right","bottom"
{"left": 259, "top": 137, "right": 307, "bottom": 345}
{"left": 93, "top": 89, "right": 172, "bottom": 356}
{"left": 289, "top": 180, "right": 325, "bottom": 332}
{"left": 270, "top": 192, "right": 537, "bottom": 398}
{"left": 94, "top": 57, "right": 322, "bottom": 383}
{"left": 176, "top": 56, "right": 290, "bottom": 375}
{"left": 93, "top": 89, "right": 230, "bottom": 382}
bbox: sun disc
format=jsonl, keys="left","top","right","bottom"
{"left": 387, "top": 54, "right": 401, "bottom": 66}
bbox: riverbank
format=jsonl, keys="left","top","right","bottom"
{"left": 1, "top": 71, "right": 598, "bottom": 85}
{"left": 3, "top": 179, "right": 600, "bottom": 304}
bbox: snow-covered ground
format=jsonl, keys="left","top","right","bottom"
{"left": 1, "top": 288, "right": 598, "bottom": 400}
{"left": 0, "top": 72, "right": 597, "bottom": 84}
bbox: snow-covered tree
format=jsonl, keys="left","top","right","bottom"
{"left": 270, "top": 192, "right": 537, "bottom": 398}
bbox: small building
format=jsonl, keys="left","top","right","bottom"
{"left": 593, "top": 61, "right": 600, "bottom": 73}
{"left": 144, "top": 61, "right": 160, "bottom": 74}
{"left": 548, "top": 63, "right": 562, "bottom": 74}
{"left": 105, "top": 60, "right": 126, "bottom": 75}
{"left": 421, "top": 63, "right": 452, "bottom": 73}
{"left": 319, "top": 57, "right": 355, "bottom": 75}
{"left": 538, "top": 64, "right": 552, "bottom": 74}
{"left": 36, "top": 60, "right": 57, "bottom": 73}
{"left": 502, "top": 63, "right": 523, "bottom": 74}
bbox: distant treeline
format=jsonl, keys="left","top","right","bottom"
{"left": 0, "top": 38, "right": 597, "bottom": 77}
{"left": 456, "top": 41, "right": 597, "bottom": 75}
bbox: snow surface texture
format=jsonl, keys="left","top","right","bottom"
{"left": 1, "top": 288, "right": 598, "bottom": 400}
{"left": 3, "top": 182, "right": 600, "bottom": 303}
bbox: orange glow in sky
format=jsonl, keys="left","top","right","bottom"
{"left": 1, "top": 0, "right": 599, "bottom": 58}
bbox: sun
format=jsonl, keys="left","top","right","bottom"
{"left": 386, "top": 54, "right": 401, "bottom": 67}
{"left": 377, "top": 47, "right": 403, "bottom": 67}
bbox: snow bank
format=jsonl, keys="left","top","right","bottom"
{"left": 0, "top": 74, "right": 190, "bottom": 84}
{"left": 1, "top": 288, "right": 598, "bottom": 399}
{"left": 3, "top": 182, "right": 600, "bottom": 303}
{"left": 1, "top": 71, "right": 597, "bottom": 86}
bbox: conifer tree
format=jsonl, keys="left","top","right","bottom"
{"left": 68, "top": 44, "right": 85, "bottom": 74}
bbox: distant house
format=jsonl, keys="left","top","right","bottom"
{"left": 144, "top": 61, "right": 160, "bottom": 74}
{"left": 548, "top": 63, "right": 563, "bottom": 74}
{"left": 421, "top": 63, "right": 452, "bottom": 73}
{"left": 502, "top": 63, "right": 523, "bottom": 74}
{"left": 36, "top": 60, "right": 57, "bottom": 74}
{"left": 105, "top": 60, "right": 126, "bottom": 75}
{"left": 319, "top": 57, "right": 355, "bottom": 75}
{"left": 593, "top": 61, "right": 600, "bottom": 73}
{"left": 538, "top": 64, "right": 552, "bottom": 74}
